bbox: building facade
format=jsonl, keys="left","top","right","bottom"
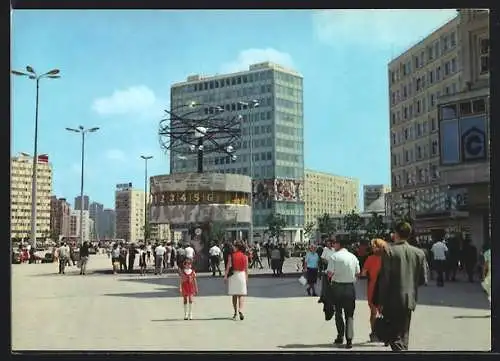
{"left": 74, "top": 195, "right": 89, "bottom": 211}
{"left": 10, "top": 153, "right": 53, "bottom": 240}
{"left": 100, "top": 208, "right": 116, "bottom": 239}
{"left": 69, "top": 210, "right": 93, "bottom": 242}
{"left": 304, "top": 170, "right": 359, "bottom": 226}
{"left": 387, "top": 9, "right": 490, "bottom": 249}
{"left": 115, "top": 184, "right": 145, "bottom": 243}
{"left": 89, "top": 202, "right": 104, "bottom": 238}
{"left": 50, "top": 196, "right": 71, "bottom": 240}
{"left": 169, "top": 62, "right": 305, "bottom": 243}
{"left": 363, "top": 184, "right": 391, "bottom": 211}
{"left": 387, "top": 14, "right": 460, "bottom": 228}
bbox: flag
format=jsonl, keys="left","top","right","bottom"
{"left": 37, "top": 155, "right": 49, "bottom": 163}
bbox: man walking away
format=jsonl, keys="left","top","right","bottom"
{"left": 430, "top": 231, "right": 448, "bottom": 287}
{"left": 209, "top": 242, "right": 222, "bottom": 276}
{"left": 377, "top": 222, "right": 427, "bottom": 352}
{"left": 278, "top": 243, "right": 286, "bottom": 275}
{"left": 185, "top": 243, "right": 195, "bottom": 261}
{"left": 119, "top": 244, "right": 128, "bottom": 272}
{"left": 58, "top": 242, "right": 70, "bottom": 274}
{"left": 79, "top": 241, "right": 90, "bottom": 275}
{"left": 461, "top": 238, "right": 477, "bottom": 282}
{"left": 318, "top": 238, "right": 336, "bottom": 303}
{"left": 154, "top": 242, "right": 166, "bottom": 275}
{"left": 128, "top": 244, "right": 138, "bottom": 273}
{"left": 445, "top": 237, "right": 460, "bottom": 282}
{"left": 326, "top": 239, "right": 360, "bottom": 349}
{"left": 166, "top": 242, "right": 173, "bottom": 270}
{"left": 250, "top": 242, "right": 264, "bottom": 269}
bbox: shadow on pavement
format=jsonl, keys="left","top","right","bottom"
{"left": 151, "top": 317, "right": 232, "bottom": 322}
{"left": 278, "top": 341, "right": 383, "bottom": 349}
{"left": 454, "top": 315, "right": 490, "bottom": 319}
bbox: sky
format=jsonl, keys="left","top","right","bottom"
{"left": 11, "top": 9, "right": 458, "bottom": 209}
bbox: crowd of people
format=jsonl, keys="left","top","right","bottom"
{"left": 301, "top": 222, "right": 491, "bottom": 351}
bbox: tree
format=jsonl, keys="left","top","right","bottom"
{"left": 344, "top": 210, "right": 364, "bottom": 242}
{"left": 317, "top": 213, "right": 336, "bottom": 239}
{"left": 208, "top": 221, "right": 227, "bottom": 242}
{"left": 303, "top": 222, "right": 316, "bottom": 241}
{"left": 267, "top": 214, "right": 286, "bottom": 241}
{"left": 365, "top": 212, "right": 387, "bottom": 239}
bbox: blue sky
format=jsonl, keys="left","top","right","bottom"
{"left": 11, "top": 9, "right": 458, "bottom": 209}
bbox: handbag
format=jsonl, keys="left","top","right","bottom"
{"left": 298, "top": 274, "right": 307, "bottom": 286}
{"left": 374, "top": 315, "right": 391, "bottom": 343}
{"left": 227, "top": 267, "right": 234, "bottom": 277}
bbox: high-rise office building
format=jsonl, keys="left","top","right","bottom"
{"left": 304, "top": 169, "right": 359, "bottom": 226}
{"left": 50, "top": 196, "right": 71, "bottom": 239}
{"left": 69, "top": 210, "right": 93, "bottom": 242}
{"left": 115, "top": 184, "right": 145, "bottom": 243}
{"left": 100, "top": 209, "right": 116, "bottom": 239}
{"left": 89, "top": 202, "right": 104, "bottom": 238}
{"left": 169, "top": 62, "right": 304, "bottom": 242}
{"left": 363, "top": 184, "right": 391, "bottom": 212}
{"left": 10, "top": 153, "right": 53, "bottom": 240}
{"left": 387, "top": 9, "right": 490, "bottom": 243}
{"left": 74, "top": 195, "right": 89, "bottom": 211}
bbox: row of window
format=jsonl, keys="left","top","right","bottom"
{"left": 391, "top": 58, "right": 458, "bottom": 106}
{"left": 392, "top": 165, "right": 440, "bottom": 190}
{"left": 441, "top": 99, "right": 487, "bottom": 120}
{"left": 391, "top": 118, "right": 438, "bottom": 147}
{"left": 390, "top": 30, "right": 457, "bottom": 83}
{"left": 392, "top": 140, "right": 439, "bottom": 167}
{"left": 276, "top": 138, "right": 302, "bottom": 150}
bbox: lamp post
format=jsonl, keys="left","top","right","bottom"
{"left": 66, "top": 126, "right": 100, "bottom": 245}
{"left": 11, "top": 66, "right": 61, "bottom": 249}
{"left": 238, "top": 100, "right": 259, "bottom": 245}
{"left": 140, "top": 155, "right": 153, "bottom": 243}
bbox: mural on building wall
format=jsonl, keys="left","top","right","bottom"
{"left": 252, "top": 179, "right": 275, "bottom": 202}
{"left": 274, "top": 179, "right": 303, "bottom": 202}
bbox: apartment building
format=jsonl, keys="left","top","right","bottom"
{"left": 363, "top": 184, "right": 391, "bottom": 212}
{"left": 10, "top": 153, "right": 52, "bottom": 241}
{"left": 169, "top": 62, "right": 305, "bottom": 243}
{"left": 74, "top": 195, "right": 89, "bottom": 211}
{"left": 69, "top": 209, "right": 93, "bottom": 242}
{"left": 50, "top": 196, "right": 71, "bottom": 239}
{"left": 115, "top": 184, "right": 145, "bottom": 243}
{"left": 89, "top": 201, "right": 104, "bottom": 238}
{"left": 304, "top": 170, "right": 359, "bottom": 226}
{"left": 100, "top": 208, "right": 116, "bottom": 239}
{"left": 387, "top": 13, "right": 461, "bottom": 229}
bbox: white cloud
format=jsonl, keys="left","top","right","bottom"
{"left": 105, "top": 148, "right": 126, "bottom": 162}
{"left": 92, "top": 85, "right": 158, "bottom": 116}
{"left": 312, "top": 9, "right": 458, "bottom": 51}
{"left": 220, "top": 48, "right": 295, "bottom": 73}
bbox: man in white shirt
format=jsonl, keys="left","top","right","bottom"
{"left": 430, "top": 231, "right": 448, "bottom": 287}
{"left": 185, "top": 244, "right": 195, "bottom": 261}
{"left": 318, "top": 238, "right": 336, "bottom": 304}
{"left": 57, "top": 242, "right": 71, "bottom": 275}
{"left": 209, "top": 242, "right": 222, "bottom": 276}
{"left": 326, "top": 239, "right": 360, "bottom": 349}
{"left": 154, "top": 243, "right": 167, "bottom": 275}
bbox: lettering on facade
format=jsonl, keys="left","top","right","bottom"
{"left": 150, "top": 191, "right": 250, "bottom": 206}
{"left": 462, "top": 126, "right": 486, "bottom": 161}
{"left": 116, "top": 182, "right": 133, "bottom": 190}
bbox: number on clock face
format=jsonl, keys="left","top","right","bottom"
{"left": 192, "top": 192, "right": 200, "bottom": 202}
{"left": 169, "top": 193, "right": 175, "bottom": 202}
{"left": 206, "top": 192, "right": 214, "bottom": 202}
{"left": 178, "top": 193, "right": 186, "bottom": 202}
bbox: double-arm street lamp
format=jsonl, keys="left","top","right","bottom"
{"left": 238, "top": 100, "right": 260, "bottom": 245}
{"left": 66, "top": 126, "right": 100, "bottom": 245}
{"left": 11, "top": 66, "right": 61, "bottom": 249}
{"left": 140, "top": 155, "right": 153, "bottom": 243}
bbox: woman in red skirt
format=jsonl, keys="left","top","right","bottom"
{"left": 179, "top": 259, "right": 198, "bottom": 320}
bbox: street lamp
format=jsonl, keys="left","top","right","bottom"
{"left": 66, "top": 126, "right": 99, "bottom": 245}
{"left": 11, "top": 66, "right": 61, "bottom": 249}
{"left": 140, "top": 155, "right": 153, "bottom": 243}
{"left": 238, "top": 100, "right": 259, "bottom": 245}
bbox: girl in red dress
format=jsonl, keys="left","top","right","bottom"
{"left": 179, "top": 259, "right": 198, "bottom": 320}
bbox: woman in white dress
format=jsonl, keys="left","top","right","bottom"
{"left": 482, "top": 246, "right": 491, "bottom": 304}
{"left": 224, "top": 241, "right": 248, "bottom": 320}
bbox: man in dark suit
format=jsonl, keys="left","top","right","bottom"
{"left": 377, "top": 221, "right": 427, "bottom": 351}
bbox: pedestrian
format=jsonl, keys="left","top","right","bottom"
{"left": 225, "top": 240, "right": 248, "bottom": 321}
{"left": 326, "top": 238, "right": 360, "bottom": 349}
{"left": 270, "top": 245, "right": 281, "bottom": 276}
{"left": 264, "top": 242, "right": 271, "bottom": 268}
{"left": 278, "top": 243, "right": 286, "bottom": 275}
{"left": 377, "top": 221, "right": 427, "bottom": 351}
{"left": 209, "top": 242, "right": 222, "bottom": 276}
{"left": 179, "top": 259, "right": 198, "bottom": 320}
{"left": 119, "top": 244, "right": 128, "bottom": 272}
{"left": 57, "top": 242, "right": 71, "bottom": 274}
{"left": 79, "top": 241, "right": 90, "bottom": 275}
{"left": 250, "top": 242, "right": 264, "bottom": 269}
{"left": 139, "top": 245, "right": 147, "bottom": 275}
{"left": 165, "top": 242, "right": 173, "bottom": 270}
{"left": 128, "top": 244, "right": 138, "bottom": 273}
{"left": 185, "top": 243, "right": 195, "bottom": 261}
{"left": 361, "top": 238, "right": 386, "bottom": 342}
{"left": 303, "top": 244, "right": 319, "bottom": 296}
{"left": 430, "top": 231, "right": 448, "bottom": 287}
{"left": 146, "top": 243, "right": 152, "bottom": 264}
{"left": 445, "top": 236, "right": 460, "bottom": 282}
{"left": 461, "top": 238, "right": 477, "bottom": 282}
{"left": 481, "top": 245, "right": 491, "bottom": 305}
{"left": 154, "top": 242, "right": 167, "bottom": 275}
{"left": 111, "top": 243, "right": 120, "bottom": 274}
{"left": 177, "top": 244, "right": 186, "bottom": 271}
{"left": 170, "top": 244, "right": 176, "bottom": 269}
{"left": 318, "top": 238, "right": 336, "bottom": 304}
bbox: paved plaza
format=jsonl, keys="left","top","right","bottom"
{"left": 12, "top": 254, "right": 491, "bottom": 351}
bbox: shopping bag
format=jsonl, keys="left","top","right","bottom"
{"left": 374, "top": 316, "right": 391, "bottom": 343}
{"left": 298, "top": 274, "right": 307, "bottom": 286}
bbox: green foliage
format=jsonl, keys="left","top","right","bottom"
{"left": 209, "top": 221, "right": 227, "bottom": 242}
{"left": 343, "top": 210, "right": 364, "bottom": 241}
{"left": 303, "top": 222, "right": 316, "bottom": 239}
{"left": 267, "top": 214, "right": 287, "bottom": 239}
{"left": 317, "top": 213, "right": 336, "bottom": 238}
{"left": 365, "top": 212, "right": 387, "bottom": 239}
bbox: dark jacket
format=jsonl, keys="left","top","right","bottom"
{"left": 377, "top": 241, "right": 426, "bottom": 312}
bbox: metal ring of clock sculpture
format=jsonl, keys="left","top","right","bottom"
{"left": 159, "top": 103, "right": 242, "bottom": 173}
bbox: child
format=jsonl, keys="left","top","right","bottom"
{"left": 179, "top": 259, "right": 198, "bottom": 320}
{"left": 139, "top": 245, "right": 147, "bottom": 276}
